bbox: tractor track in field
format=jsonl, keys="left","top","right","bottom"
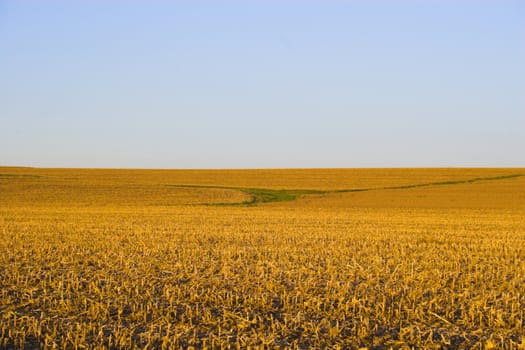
{"left": 167, "top": 174, "right": 524, "bottom": 206}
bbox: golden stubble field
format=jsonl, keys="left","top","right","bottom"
{"left": 1, "top": 167, "right": 524, "bottom": 349}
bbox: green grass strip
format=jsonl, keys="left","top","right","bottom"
{"left": 168, "top": 174, "right": 523, "bottom": 206}
{"left": 167, "top": 184, "right": 323, "bottom": 206}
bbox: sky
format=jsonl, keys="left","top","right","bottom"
{"left": 1, "top": 1, "right": 524, "bottom": 168}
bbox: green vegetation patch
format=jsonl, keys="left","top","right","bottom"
{"left": 241, "top": 188, "right": 324, "bottom": 205}
{"left": 166, "top": 184, "right": 323, "bottom": 206}
{"left": 168, "top": 174, "right": 524, "bottom": 206}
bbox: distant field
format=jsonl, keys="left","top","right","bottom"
{"left": 1, "top": 167, "right": 524, "bottom": 348}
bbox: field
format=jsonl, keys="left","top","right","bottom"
{"left": 1, "top": 167, "right": 524, "bottom": 349}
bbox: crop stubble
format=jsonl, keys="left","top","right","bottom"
{"left": 1, "top": 167, "right": 524, "bottom": 349}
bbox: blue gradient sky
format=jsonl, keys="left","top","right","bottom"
{"left": 1, "top": 1, "right": 524, "bottom": 168}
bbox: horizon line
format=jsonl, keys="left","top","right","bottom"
{"left": 2, "top": 165, "right": 525, "bottom": 171}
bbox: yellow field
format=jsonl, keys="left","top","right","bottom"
{"left": 1, "top": 167, "right": 524, "bottom": 349}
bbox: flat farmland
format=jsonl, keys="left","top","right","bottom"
{"left": 1, "top": 167, "right": 524, "bottom": 349}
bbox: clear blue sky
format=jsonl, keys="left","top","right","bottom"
{"left": 1, "top": 1, "right": 524, "bottom": 168}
